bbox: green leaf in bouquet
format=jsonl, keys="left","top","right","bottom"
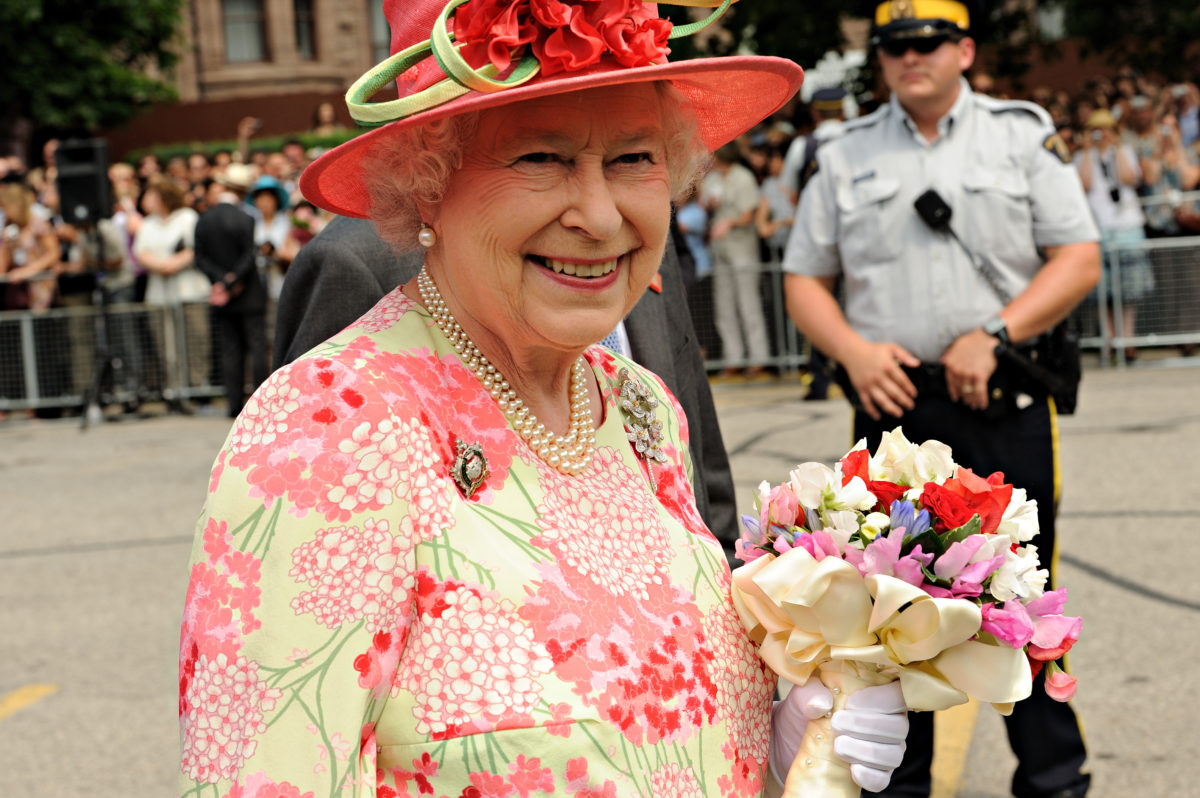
{"left": 920, "top": 563, "right": 952, "bottom": 589}
{"left": 942, "top": 515, "right": 982, "bottom": 546}
{"left": 903, "top": 528, "right": 945, "bottom": 558}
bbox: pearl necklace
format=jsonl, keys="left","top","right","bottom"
{"left": 418, "top": 269, "right": 595, "bottom": 474}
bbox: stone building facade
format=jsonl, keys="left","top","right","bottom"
{"left": 106, "top": 0, "right": 391, "bottom": 157}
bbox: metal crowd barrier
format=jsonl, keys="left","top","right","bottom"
{"left": 690, "top": 248, "right": 1200, "bottom": 375}
{"left": 1, "top": 236, "right": 1197, "bottom": 415}
{"left": 0, "top": 301, "right": 225, "bottom": 414}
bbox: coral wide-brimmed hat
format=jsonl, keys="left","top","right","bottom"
{"left": 300, "top": 0, "right": 804, "bottom": 219}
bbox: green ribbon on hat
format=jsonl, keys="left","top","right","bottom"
{"left": 346, "top": 0, "right": 737, "bottom": 128}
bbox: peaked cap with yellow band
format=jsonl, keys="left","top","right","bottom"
{"left": 300, "top": 0, "right": 804, "bottom": 219}
{"left": 870, "top": 0, "right": 972, "bottom": 45}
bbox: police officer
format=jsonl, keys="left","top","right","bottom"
{"left": 782, "top": 2, "right": 1100, "bottom": 797}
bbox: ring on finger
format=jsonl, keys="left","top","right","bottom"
{"left": 962, "top": 384, "right": 975, "bottom": 394}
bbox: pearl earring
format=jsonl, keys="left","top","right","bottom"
{"left": 418, "top": 224, "right": 437, "bottom": 248}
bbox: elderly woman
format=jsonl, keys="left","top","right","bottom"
{"left": 178, "top": 2, "right": 906, "bottom": 795}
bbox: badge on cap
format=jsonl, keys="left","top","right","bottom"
{"left": 1042, "top": 132, "right": 1071, "bottom": 164}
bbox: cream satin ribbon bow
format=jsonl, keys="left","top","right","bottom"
{"left": 731, "top": 546, "right": 1032, "bottom": 713}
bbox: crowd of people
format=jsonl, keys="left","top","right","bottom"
{"left": 0, "top": 113, "right": 340, "bottom": 420}
{"left": 3, "top": 67, "right": 1200, "bottom": 423}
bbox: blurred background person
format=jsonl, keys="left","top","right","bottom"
{"left": 1076, "top": 108, "right": 1154, "bottom": 360}
{"left": 132, "top": 175, "right": 207, "bottom": 409}
{"left": 246, "top": 175, "right": 295, "bottom": 302}
{"left": 194, "top": 163, "right": 266, "bottom": 417}
{"left": 704, "top": 141, "right": 769, "bottom": 379}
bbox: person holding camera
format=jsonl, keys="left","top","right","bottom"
{"left": 1075, "top": 108, "right": 1155, "bottom": 360}
{"left": 782, "top": 2, "right": 1100, "bottom": 797}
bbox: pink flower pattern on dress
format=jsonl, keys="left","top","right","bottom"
{"left": 324, "top": 416, "right": 453, "bottom": 527}
{"left": 180, "top": 299, "right": 769, "bottom": 794}
{"left": 705, "top": 569, "right": 775, "bottom": 775}
{"left": 220, "top": 771, "right": 315, "bottom": 798}
{"left": 180, "top": 519, "right": 264, "bottom": 717}
{"left": 368, "top": 348, "right": 524, "bottom": 498}
{"left": 289, "top": 517, "right": 418, "bottom": 633}
{"left": 519, "top": 559, "right": 722, "bottom": 747}
{"left": 352, "top": 288, "right": 415, "bottom": 333}
{"left": 181, "top": 652, "right": 282, "bottom": 784}
{"left": 649, "top": 762, "right": 703, "bottom": 797}
{"left": 399, "top": 570, "right": 554, "bottom": 739}
{"left": 533, "top": 447, "right": 671, "bottom": 599}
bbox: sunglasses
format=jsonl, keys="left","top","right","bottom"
{"left": 879, "top": 35, "right": 953, "bottom": 58}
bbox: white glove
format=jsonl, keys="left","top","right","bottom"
{"left": 768, "top": 679, "right": 834, "bottom": 784}
{"left": 831, "top": 681, "right": 909, "bottom": 793}
{"left": 768, "top": 680, "right": 908, "bottom": 792}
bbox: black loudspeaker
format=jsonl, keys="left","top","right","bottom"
{"left": 56, "top": 138, "right": 112, "bottom": 223}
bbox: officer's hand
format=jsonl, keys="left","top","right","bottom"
{"left": 941, "top": 328, "right": 999, "bottom": 411}
{"left": 844, "top": 341, "right": 920, "bottom": 420}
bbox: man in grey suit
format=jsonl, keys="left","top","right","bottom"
{"left": 274, "top": 216, "right": 740, "bottom": 559}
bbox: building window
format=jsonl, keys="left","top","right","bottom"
{"left": 223, "top": 0, "right": 268, "bottom": 63}
{"left": 368, "top": 0, "right": 390, "bottom": 64}
{"left": 295, "top": 0, "right": 317, "bottom": 60}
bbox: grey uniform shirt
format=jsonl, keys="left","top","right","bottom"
{"left": 782, "top": 79, "right": 1099, "bottom": 362}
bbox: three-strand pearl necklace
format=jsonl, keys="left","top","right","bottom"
{"left": 418, "top": 269, "right": 596, "bottom": 475}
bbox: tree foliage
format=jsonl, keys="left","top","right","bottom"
{"left": 663, "top": 0, "right": 848, "bottom": 70}
{"left": 0, "top": 0, "right": 186, "bottom": 136}
{"left": 1051, "top": 0, "right": 1200, "bottom": 80}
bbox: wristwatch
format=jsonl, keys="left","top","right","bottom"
{"left": 983, "top": 315, "right": 1011, "bottom": 348}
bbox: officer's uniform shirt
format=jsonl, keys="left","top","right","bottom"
{"left": 783, "top": 78, "right": 1099, "bottom": 362}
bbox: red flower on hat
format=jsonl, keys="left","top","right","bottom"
{"left": 455, "top": 0, "right": 539, "bottom": 73}
{"left": 455, "top": 0, "right": 672, "bottom": 78}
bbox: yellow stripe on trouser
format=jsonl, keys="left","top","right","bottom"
{"left": 1047, "top": 395, "right": 1089, "bottom": 752}
{"left": 0, "top": 684, "right": 58, "bottom": 721}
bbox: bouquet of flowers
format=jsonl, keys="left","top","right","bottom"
{"left": 730, "top": 428, "right": 1081, "bottom": 798}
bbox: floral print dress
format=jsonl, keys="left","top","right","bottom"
{"left": 178, "top": 288, "right": 776, "bottom": 798}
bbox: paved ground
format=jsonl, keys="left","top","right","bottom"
{"left": 1, "top": 362, "right": 1197, "bottom": 797}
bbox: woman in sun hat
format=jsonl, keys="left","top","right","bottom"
{"left": 177, "top": 2, "right": 907, "bottom": 794}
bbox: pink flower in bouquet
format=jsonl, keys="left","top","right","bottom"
{"left": 979, "top": 599, "right": 1037, "bottom": 648}
{"left": 927, "top": 535, "right": 1006, "bottom": 599}
{"left": 847, "top": 526, "right": 932, "bottom": 587}
{"left": 757, "top": 480, "right": 800, "bottom": 532}
{"left": 1042, "top": 663, "right": 1079, "bottom": 701}
{"left": 791, "top": 529, "right": 846, "bottom": 563}
{"left": 1025, "top": 589, "right": 1083, "bottom": 661}
{"left": 981, "top": 588, "right": 1081, "bottom": 659}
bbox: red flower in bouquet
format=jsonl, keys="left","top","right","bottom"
{"left": 840, "top": 449, "right": 906, "bottom": 514}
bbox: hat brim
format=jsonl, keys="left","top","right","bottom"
{"left": 300, "top": 55, "right": 803, "bottom": 219}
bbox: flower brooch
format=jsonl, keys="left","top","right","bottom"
{"left": 618, "top": 367, "right": 669, "bottom": 491}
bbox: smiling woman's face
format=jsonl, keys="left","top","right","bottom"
{"left": 423, "top": 82, "right": 673, "bottom": 361}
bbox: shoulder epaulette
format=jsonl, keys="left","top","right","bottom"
{"left": 841, "top": 103, "right": 890, "bottom": 134}
{"left": 974, "top": 94, "right": 1053, "bottom": 126}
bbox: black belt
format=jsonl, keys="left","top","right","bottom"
{"left": 835, "top": 360, "right": 1045, "bottom": 419}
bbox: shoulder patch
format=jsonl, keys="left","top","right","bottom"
{"left": 1042, "top": 132, "right": 1071, "bottom": 164}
